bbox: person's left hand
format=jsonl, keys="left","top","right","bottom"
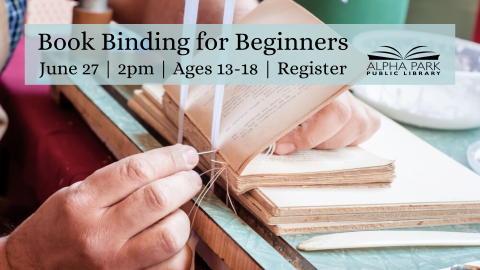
{"left": 275, "top": 91, "right": 381, "bottom": 155}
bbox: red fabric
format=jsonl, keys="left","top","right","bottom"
{"left": 473, "top": 1, "right": 480, "bottom": 43}
{"left": 0, "top": 36, "right": 115, "bottom": 202}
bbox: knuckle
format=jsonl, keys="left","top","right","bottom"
{"left": 122, "top": 157, "right": 154, "bottom": 183}
{"left": 163, "top": 149, "right": 180, "bottom": 171}
{"left": 144, "top": 184, "right": 171, "bottom": 212}
{"left": 330, "top": 100, "right": 352, "bottom": 124}
{"left": 370, "top": 112, "right": 382, "bottom": 132}
{"left": 181, "top": 170, "right": 198, "bottom": 188}
{"left": 60, "top": 186, "right": 84, "bottom": 215}
{"left": 355, "top": 114, "right": 370, "bottom": 136}
{"left": 304, "top": 133, "right": 320, "bottom": 149}
{"left": 158, "top": 223, "right": 184, "bottom": 254}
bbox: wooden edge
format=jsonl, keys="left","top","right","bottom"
{"left": 269, "top": 217, "right": 480, "bottom": 236}
{"left": 54, "top": 84, "right": 279, "bottom": 270}
{"left": 128, "top": 98, "right": 177, "bottom": 145}
{"left": 252, "top": 188, "right": 480, "bottom": 216}
{"left": 142, "top": 85, "right": 165, "bottom": 112}
{"left": 181, "top": 201, "right": 263, "bottom": 270}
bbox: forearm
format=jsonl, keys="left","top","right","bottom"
{"left": 108, "top": 0, "right": 258, "bottom": 24}
{"left": 0, "top": 237, "right": 11, "bottom": 270}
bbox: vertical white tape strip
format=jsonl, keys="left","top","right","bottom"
{"left": 210, "top": 87, "right": 225, "bottom": 151}
{"left": 178, "top": 0, "right": 200, "bottom": 144}
{"left": 183, "top": 0, "right": 200, "bottom": 25}
{"left": 210, "top": 0, "right": 235, "bottom": 149}
{"left": 210, "top": 0, "right": 236, "bottom": 180}
{"left": 222, "top": 0, "right": 236, "bottom": 25}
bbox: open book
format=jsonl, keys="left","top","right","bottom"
{"left": 125, "top": 0, "right": 480, "bottom": 235}
{"left": 149, "top": 0, "right": 395, "bottom": 194}
{"left": 156, "top": 84, "right": 395, "bottom": 194}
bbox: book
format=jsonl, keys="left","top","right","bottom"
{"left": 135, "top": 0, "right": 394, "bottom": 194}
{"left": 126, "top": 0, "right": 477, "bottom": 235}
{"left": 129, "top": 90, "right": 480, "bottom": 235}
{"left": 158, "top": 85, "right": 395, "bottom": 194}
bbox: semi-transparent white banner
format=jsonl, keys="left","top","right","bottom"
{"left": 24, "top": 24, "right": 455, "bottom": 85}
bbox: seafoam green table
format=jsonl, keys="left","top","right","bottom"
{"left": 74, "top": 80, "right": 480, "bottom": 270}
{"left": 283, "top": 125, "right": 480, "bottom": 270}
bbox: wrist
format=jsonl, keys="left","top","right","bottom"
{"left": 0, "top": 237, "right": 11, "bottom": 270}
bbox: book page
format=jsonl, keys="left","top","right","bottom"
{"left": 165, "top": 84, "right": 350, "bottom": 173}
{"left": 257, "top": 115, "right": 480, "bottom": 208}
{"left": 241, "top": 147, "right": 393, "bottom": 176}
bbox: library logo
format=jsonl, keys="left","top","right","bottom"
{"left": 368, "top": 46, "right": 439, "bottom": 61}
{"left": 366, "top": 46, "right": 441, "bottom": 76}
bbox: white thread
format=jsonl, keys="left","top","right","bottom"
{"left": 178, "top": 0, "right": 200, "bottom": 144}
{"left": 253, "top": 143, "right": 277, "bottom": 164}
{"left": 189, "top": 164, "right": 229, "bottom": 227}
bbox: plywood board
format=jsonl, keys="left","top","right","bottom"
{"left": 256, "top": 115, "right": 480, "bottom": 215}
{"left": 131, "top": 90, "right": 178, "bottom": 144}
{"left": 269, "top": 217, "right": 480, "bottom": 236}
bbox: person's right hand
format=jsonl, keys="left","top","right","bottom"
{"left": 2, "top": 145, "right": 201, "bottom": 270}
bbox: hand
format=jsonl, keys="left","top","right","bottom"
{"left": 275, "top": 91, "right": 381, "bottom": 155}
{"left": 1, "top": 145, "right": 201, "bottom": 270}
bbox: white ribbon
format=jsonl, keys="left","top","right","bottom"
{"left": 178, "top": 0, "right": 200, "bottom": 144}
{"left": 210, "top": 0, "right": 236, "bottom": 180}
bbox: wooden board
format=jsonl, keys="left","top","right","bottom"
{"left": 128, "top": 95, "right": 177, "bottom": 144}
{"left": 142, "top": 85, "right": 166, "bottom": 112}
{"left": 255, "top": 115, "right": 480, "bottom": 217}
{"left": 268, "top": 217, "right": 480, "bottom": 236}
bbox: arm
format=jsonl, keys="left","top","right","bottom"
{"left": 2, "top": 145, "right": 201, "bottom": 270}
{"left": 108, "top": 0, "right": 258, "bottom": 24}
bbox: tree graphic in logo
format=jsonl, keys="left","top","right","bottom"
{"left": 368, "top": 46, "right": 440, "bottom": 60}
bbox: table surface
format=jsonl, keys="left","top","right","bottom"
{"left": 85, "top": 83, "right": 480, "bottom": 270}
{"left": 283, "top": 125, "right": 480, "bottom": 270}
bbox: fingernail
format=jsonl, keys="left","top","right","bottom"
{"left": 276, "top": 143, "right": 296, "bottom": 155}
{"left": 190, "top": 170, "right": 202, "bottom": 187}
{"left": 183, "top": 148, "right": 198, "bottom": 166}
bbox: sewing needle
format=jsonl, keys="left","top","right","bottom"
{"left": 198, "top": 150, "right": 217, "bottom": 155}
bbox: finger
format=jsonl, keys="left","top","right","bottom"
{"left": 315, "top": 95, "right": 371, "bottom": 149}
{"left": 350, "top": 105, "right": 381, "bottom": 146}
{"left": 104, "top": 170, "right": 201, "bottom": 238}
{"left": 144, "top": 245, "right": 192, "bottom": 270}
{"left": 79, "top": 145, "right": 199, "bottom": 207}
{"left": 275, "top": 92, "right": 352, "bottom": 155}
{"left": 119, "top": 209, "right": 191, "bottom": 270}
